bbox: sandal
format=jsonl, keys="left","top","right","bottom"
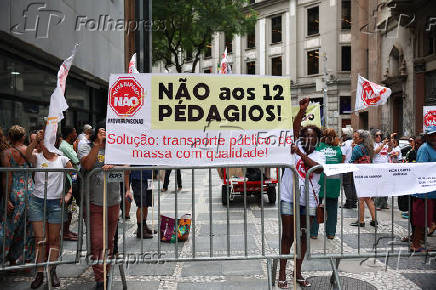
{"left": 296, "top": 277, "right": 312, "bottom": 287}
{"left": 277, "top": 280, "right": 290, "bottom": 289}
{"left": 410, "top": 246, "right": 426, "bottom": 253}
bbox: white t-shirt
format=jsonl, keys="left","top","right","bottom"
{"left": 389, "top": 146, "right": 402, "bottom": 163}
{"left": 280, "top": 144, "right": 325, "bottom": 208}
{"left": 341, "top": 139, "right": 353, "bottom": 163}
{"left": 33, "top": 153, "right": 70, "bottom": 199}
{"left": 373, "top": 142, "right": 389, "bottom": 163}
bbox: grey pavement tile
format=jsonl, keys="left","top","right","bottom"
{"left": 198, "top": 224, "right": 257, "bottom": 237}
{"left": 116, "top": 262, "right": 176, "bottom": 276}
{"left": 0, "top": 280, "right": 33, "bottom": 289}
{"left": 197, "top": 212, "right": 245, "bottom": 221}
{"left": 401, "top": 273, "right": 436, "bottom": 290}
{"left": 301, "top": 259, "right": 336, "bottom": 271}
{"left": 378, "top": 256, "right": 436, "bottom": 270}
{"left": 177, "top": 277, "right": 268, "bottom": 290}
{"left": 56, "top": 263, "right": 89, "bottom": 278}
{"left": 342, "top": 233, "right": 401, "bottom": 249}
{"left": 181, "top": 261, "right": 223, "bottom": 276}
{"left": 194, "top": 235, "right": 258, "bottom": 252}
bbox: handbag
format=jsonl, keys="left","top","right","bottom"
{"left": 353, "top": 145, "right": 371, "bottom": 164}
{"left": 160, "top": 214, "right": 191, "bottom": 243}
{"left": 310, "top": 179, "right": 324, "bottom": 224}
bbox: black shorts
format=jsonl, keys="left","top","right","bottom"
{"left": 131, "top": 180, "right": 152, "bottom": 207}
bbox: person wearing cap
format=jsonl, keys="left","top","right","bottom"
{"left": 340, "top": 126, "right": 357, "bottom": 208}
{"left": 77, "top": 124, "right": 92, "bottom": 143}
{"left": 410, "top": 127, "right": 436, "bottom": 252}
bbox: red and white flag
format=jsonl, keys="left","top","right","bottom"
{"left": 355, "top": 75, "right": 391, "bottom": 112}
{"left": 128, "top": 53, "right": 139, "bottom": 74}
{"left": 44, "top": 44, "right": 78, "bottom": 154}
{"left": 218, "top": 47, "right": 232, "bottom": 74}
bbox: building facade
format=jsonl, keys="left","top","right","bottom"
{"left": 154, "top": 0, "right": 353, "bottom": 133}
{"left": 351, "top": 0, "right": 436, "bottom": 137}
{"left": 0, "top": 0, "right": 125, "bottom": 132}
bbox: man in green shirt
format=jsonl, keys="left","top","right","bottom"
{"left": 59, "top": 127, "right": 79, "bottom": 241}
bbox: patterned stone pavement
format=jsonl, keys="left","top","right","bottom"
{"left": 0, "top": 169, "right": 435, "bottom": 289}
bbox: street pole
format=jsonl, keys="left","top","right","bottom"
{"left": 135, "top": 0, "right": 152, "bottom": 73}
{"left": 322, "top": 52, "right": 328, "bottom": 128}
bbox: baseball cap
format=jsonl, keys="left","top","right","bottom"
{"left": 425, "top": 127, "right": 436, "bottom": 135}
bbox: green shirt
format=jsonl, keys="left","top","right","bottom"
{"left": 316, "top": 143, "right": 342, "bottom": 198}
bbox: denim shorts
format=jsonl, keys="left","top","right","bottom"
{"left": 280, "top": 200, "right": 316, "bottom": 216}
{"left": 29, "top": 195, "right": 65, "bottom": 224}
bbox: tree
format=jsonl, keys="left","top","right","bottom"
{"left": 152, "top": 0, "right": 257, "bottom": 73}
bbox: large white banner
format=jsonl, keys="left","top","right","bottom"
{"left": 105, "top": 73, "right": 294, "bottom": 166}
{"left": 324, "top": 163, "right": 436, "bottom": 197}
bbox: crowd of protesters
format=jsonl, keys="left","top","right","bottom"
{"left": 277, "top": 97, "right": 436, "bottom": 288}
{"left": 0, "top": 123, "right": 155, "bottom": 289}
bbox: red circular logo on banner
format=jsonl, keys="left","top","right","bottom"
{"left": 109, "top": 77, "right": 144, "bottom": 117}
{"left": 424, "top": 110, "right": 436, "bottom": 127}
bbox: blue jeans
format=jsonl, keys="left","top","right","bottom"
{"left": 28, "top": 195, "right": 64, "bottom": 224}
{"left": 310, "top": 197, "right": 338, "bottom": 237}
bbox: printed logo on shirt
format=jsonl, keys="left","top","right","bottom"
{"left": 97, "top": 154, "right": 105, "bottom": 163}
{"left": 40, "top": 162, "right": 48, "bottom": 168}
{"left": 319, "top": 147, "right": 337, "bottom": 158}
{"left": 380, "top": 146, "right": 389, "bottom": 156}
{"left": 296, "top": 159, "right": 313, "bottom": 180}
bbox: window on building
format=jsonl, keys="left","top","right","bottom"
{"left": 246, "top": 61, "right": 256, "bottom": 75}
{"left": 359, "top": 111, "right": 369, "bottom": 130}
{"left": 307, "top": 49, "right": 319, "bottom": 75}
{"left": 247, "top": 28, "right": 255, "bottom": 49}
{"left": 307, "top": 6, "right": 319, "bottom": 36}
{"left": 341, "top": 46, "right": 351, "bottom": 71}
{"left": 340, "top": 96, "right": 351, "bottom": 114}
{"left": 271, "top": 56, "right": 282, "bottom": 76}
{"left": 225, "top": 34, "right": 233, "bottom": 54}
{"left": 203, "top": 68, "right": 211, "bottom": 73}
{"left": 271, "top": 15, "right": 282, "bottom": 44}
{"left": 341, "top": 0, "right": 351, "bottom": 29}
{"left": 204, "top": 43, "right": 212, "bottom": 58}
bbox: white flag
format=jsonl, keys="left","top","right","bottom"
{"left": 44, "top": 44, "right": 78, "bottom": 155}
{"left": 355, "top": 75, "right": 391, "bottom": 112}
{"left": 128, "top": 53, "right": 139, "bottom": 74}
{"left": 218, "top": 47, "right": 232, "bottom": 74}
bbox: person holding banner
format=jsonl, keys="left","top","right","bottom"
{"left": 78, "top": 122, "right": 131, "bottom": 289}
{"left": 372, "top": 130, "right": 392, "bottom": 210}
{"left": 26, "top": 130, "right": 73, "bottom": 288}
{"left": 278, "top": 98, "right": 325, "bottom": 288}
{"left": 411, "top": 128, "right": 436, "bottom": 252}
{"left": 349, "top": 130, "right": 378, "bottom": 227}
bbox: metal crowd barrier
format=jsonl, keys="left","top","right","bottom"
{"left": 300, "top": 164, "right": 436, "bottom": 290}
{"left": 0, "top": 168, "right": 84, "bottom": 279}
{"left": 86, "top": 164, "right": 305, "bottom": 290}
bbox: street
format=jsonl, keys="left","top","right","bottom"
{"left": 0, "top": 169, "right": 435, "bottom": 289}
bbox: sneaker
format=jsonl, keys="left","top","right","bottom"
{"left": 177, "top": 187, "right": 182, "bottom": 192}
{"left": 370, "top": 220, "right": 378, "bottom": 227}
{"left": 350, "top": 221, "right": 365, "bottom": 227}
{"left": 161, "top": 188, "right": 168, "bottom": 192}
{"left": 339, "top": 203, "right": 353, "bottom": 209}
{"left": 401, "top": 212, "right": 409, "bottom": 219}
{"left": 136, "top": 225, "right": 153, "bottom": 239}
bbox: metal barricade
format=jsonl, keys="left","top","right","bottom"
{"left": 85, "top": 164, "right": 305, "bottom": 290}
{"left": 301, "top": 164, "right": 436, "bottom": 290}
{"left": 0, "top": 168, "right": 84, "bottom": 281}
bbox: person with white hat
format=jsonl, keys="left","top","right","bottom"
{"left": 340, "top": 126, "right": 357, "bottom": 208}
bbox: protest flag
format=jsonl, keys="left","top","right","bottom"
{"left": 218, "top": 47, "right": 232, "bottom": 74}
{"left": 355, "top": 74, "right": 391, "bottom": 112}
{"left": 128, "top": 53, "right": 139, "bottom": 74}
{"left": 44, "top": 44, "right": 78, "bottom": 154}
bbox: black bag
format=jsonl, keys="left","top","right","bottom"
{"left": 398, "top": 195, "right": 409, "bottom": 212}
